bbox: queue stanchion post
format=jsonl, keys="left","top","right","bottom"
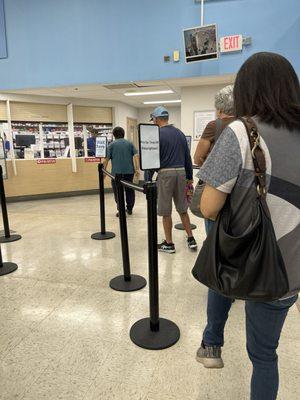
{"left": 130, "top": 182, "right": 180, "bottom": 349}
{"left": 91, "top": 163, "right": 116, "bottom": 240}
{"left": 109, "top": 175, "right": 146, "bottom": 292}
{"left": 0, "top": 243, "right": 18, "bottom": 276}
{"left": 0, "top": 165, "right": 22, "bottom": 243}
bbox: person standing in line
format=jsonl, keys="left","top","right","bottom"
{"left": 150, "top": 106, "right": 197, "bottom": 253}
{"left": 194, "top": 85, "right": 235, "bottom": 233}
{"left": 195, "top": 52, "right": 300, "bottom": 400}
{"left": 103, "top": 126, "right": 139, "bottom": 217}
{"left": 194, "top": 85, "right": 235, "bottom": 167}
{"left": 87, "top": 128, "right": 99, "bottom": 156}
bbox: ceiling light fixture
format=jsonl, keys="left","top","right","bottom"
{"left": 124, "top": 89, "right": 174, "bottom": 97}
{"left": 143, "top": 99, "right": 181, "bottom": 105}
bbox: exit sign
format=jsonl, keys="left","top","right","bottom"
{"left": 220, "top": 35, "right": 243, "bottom": 53}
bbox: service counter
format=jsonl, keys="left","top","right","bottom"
{"left": 4, "top": 158, "right": 111, "bottom": 200}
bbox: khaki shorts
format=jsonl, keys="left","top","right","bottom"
{"left": 157, "top": 168, "right": 188, "bottom": 216}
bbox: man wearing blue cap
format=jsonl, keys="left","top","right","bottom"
{"left": 150, "top": 106, "right": 197, "bottom": 253}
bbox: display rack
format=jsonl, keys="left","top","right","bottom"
{"left": 3, "top": 120, "right": 113, "bottom": 160}
{"left": 74, "top": 124, "right": 113, "bottom": 142}
{"left": 42, "top": 122, "right": 68, "bottom": 158}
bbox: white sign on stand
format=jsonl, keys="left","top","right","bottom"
{"left": 138, "top": 124, "right": 160, "bottom": 171}
{"left": 0, "top": 138, "right": 7, "bottom": 179}
{"left": 95, "top": 136, "right": 107, "bottom": 158}
{"left": 194, "top": 110, "right": 216, "bottom": 140}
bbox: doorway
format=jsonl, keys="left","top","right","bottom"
{"left": 127, "top": 118, "right": 138, "bottom": 150}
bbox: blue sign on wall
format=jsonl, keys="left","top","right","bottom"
{"left": 0, "top": 0, "right": 7, "bottom": 59}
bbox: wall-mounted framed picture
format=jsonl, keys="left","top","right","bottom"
{"left": 183, "top": 23, "right": 218, "bottom": 63}
{"left": 193, "top": 110, "right": 216, "bottom": 141}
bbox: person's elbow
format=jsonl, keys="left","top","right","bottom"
{"left": 193, "top": 154, "right": 201, "bottom": 166}
{"left": 200, "top": 204, "right": 217, "bottom": 220}
{"left": 200, "top": 185, "right": 228, "bottom": 220}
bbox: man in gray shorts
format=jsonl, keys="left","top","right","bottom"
{"left": 150, "top": 106, "right": 197, "bottom": 253}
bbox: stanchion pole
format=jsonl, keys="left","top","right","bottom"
{"left": 0, "top": 243, "right": 18, "bottom": 276}
{"left": 0, "top": 165, "right": 21, "bottom": 243}
{"left": 130, "top": 182, "right": 180, "bottom": 349}
{"left": 109, "top": 175, "right": 146, "bottom": 292}
{"left": 91, "top": 163, "right": 115, "bottom": 240}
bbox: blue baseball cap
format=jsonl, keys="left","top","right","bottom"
{"left": 150, "top": 106, "right": 169, "bottom": 121}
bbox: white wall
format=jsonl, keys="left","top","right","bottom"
{"left": 114, "top": 102, "right": 139, "bottom": 132}
{"left": 138, "top": 107, "right": 181, "bottom": 129}
{"left": 181, "top": 84, "right": 225, "bottom": 157}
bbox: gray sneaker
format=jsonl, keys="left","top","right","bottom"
{"left": 196, "top": 343, "right": 224, "bottom": 369}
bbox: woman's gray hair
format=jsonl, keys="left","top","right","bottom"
{"left": 214, "top": 85, "right": 234, "bottom": 115}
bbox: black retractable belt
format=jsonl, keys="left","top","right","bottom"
{"left": 0, "top": 165, "right": 22, "bottom": 243}
{"left": 130, "top": 182, "right": 180, "bottom": 349}
{"left": 91, "top": 163, "right": 115, "bottom": 240}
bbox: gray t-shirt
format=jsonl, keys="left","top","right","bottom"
{"left": 197, "top": 119, "right": 300, "bottom": 297}
{"left": 107, "top": 138, "right": 137, "bottom": 175}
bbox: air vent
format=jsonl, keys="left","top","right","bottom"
{"left": 103, "top": 83, "right": 137, "bottom": 90}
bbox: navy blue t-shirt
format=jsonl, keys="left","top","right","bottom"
{"left": 159, "top": 125, "right": 193, "bottom": 180}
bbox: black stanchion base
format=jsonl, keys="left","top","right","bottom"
{"left": 0, "top": 262, "right": 18, "bottom": 276}
{"left": 130, "top": 317, "right": 180, "bottom": 350}
{"left": 0, "top": 234, "right": 22, "bottom": 243}
{"left": 110, "top": 274, "right": 147, "bottom": 292}
{"left": 91, "top": 232, "right": 115, "bottom": 240}
{"left": 174, "top": 223, "right": 196, "bottom": 231}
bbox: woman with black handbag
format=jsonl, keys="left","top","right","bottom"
{"left": 193, "top": 52, "right": 300, "bottom": 400}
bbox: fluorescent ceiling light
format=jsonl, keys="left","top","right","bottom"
{"left": 143, "top": 99, "right": 181, "bottom": 105}
{"left": 124, "top": 90, "right": 174, "bottom": 96}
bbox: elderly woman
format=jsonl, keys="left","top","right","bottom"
{"left": 193, "top": 85, "right": 235, "bottom": 233}
{"left": 194, "top": 85, "right": 235, "bottom": 167}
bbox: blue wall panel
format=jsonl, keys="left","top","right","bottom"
{"left": 0, "top": 0, "right": 7, "bottom": 59}
{"left": 0, "top": 0, "right": 299, "bottom": 90}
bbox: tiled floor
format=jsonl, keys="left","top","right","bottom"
{"left": 0, "top": 193, "right": 299, "bottom": 400}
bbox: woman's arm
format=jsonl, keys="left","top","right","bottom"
{"left": 194, "top": 139, "right": 211, "bottom": 166}
{"left": 193, "top": 120, "right": 216, "bottom": 166}
{"left": 200, "top": 184, "right": 228, "bottom": 220}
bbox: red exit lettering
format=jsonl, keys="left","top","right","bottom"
{"left": 224, "top": 35, "right": 240, "bottom": 50}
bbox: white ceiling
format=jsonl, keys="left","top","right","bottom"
{"left": 1, "top": 74, "right": 235, "bottom": 108}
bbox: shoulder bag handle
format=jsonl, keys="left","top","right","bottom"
{"left": 239, "top": 117, "right": 267, "bottom": 198}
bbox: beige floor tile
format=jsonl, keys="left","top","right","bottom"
{"left": 0, "top": 360, "right": 45, "bottom": 400}
{"left": 22, "top": 370, "right": 93, "bottom": 400}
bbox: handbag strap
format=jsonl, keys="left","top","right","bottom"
{"left": 239, "top": 117, "right": 267, "bottom": 198}
{"left": 214, "top": 118, "right": 223, "bottom": 142}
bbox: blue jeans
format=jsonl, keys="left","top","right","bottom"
{"left": 203, "top": 290, "right": 298, "bottom": 400}
{"left": 204, "top": 218, "right": 215, "bottom": 235}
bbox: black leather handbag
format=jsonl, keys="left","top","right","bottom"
{"left": 192, "top": 117, "right": 289, "bottom": 301}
